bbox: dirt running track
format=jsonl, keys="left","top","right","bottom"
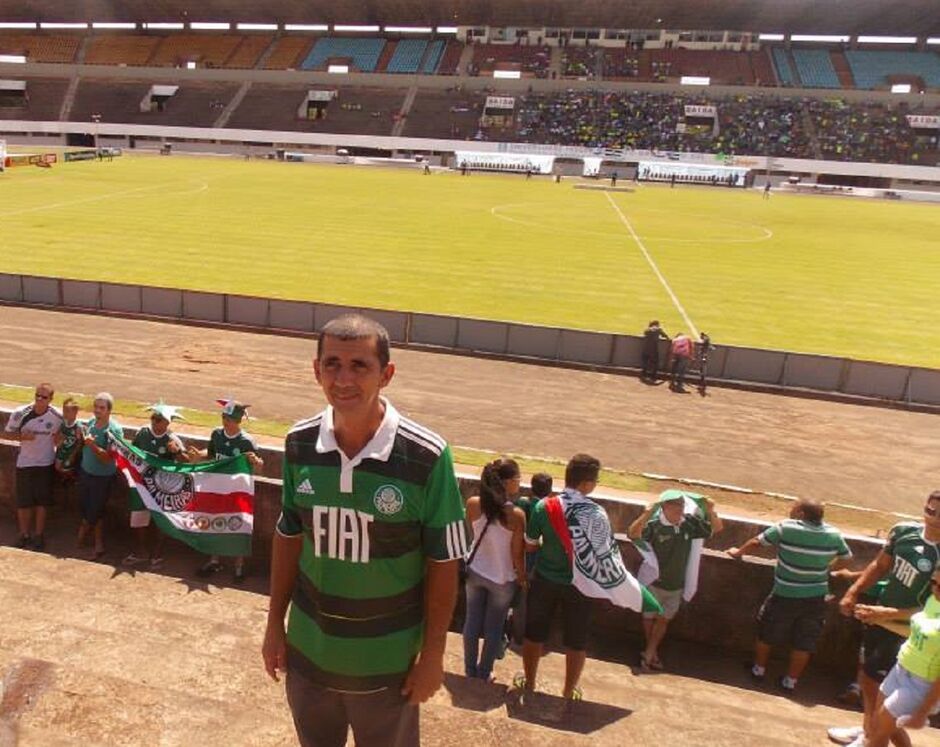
{"left": 0, "top": 306, "right": 937, "bottom": 515}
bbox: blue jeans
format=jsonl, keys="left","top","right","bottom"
{"left": 462, "top": 570, "right": 517, "bottom": 679}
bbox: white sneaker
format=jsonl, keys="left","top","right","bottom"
{"left": 827, "top": 726, "right": 863, "bottom": 745}
{"left": 846, "top": 737, "right": 867, "bottom": 747}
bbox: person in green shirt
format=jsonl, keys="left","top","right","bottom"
{"left": 77, "top": 392, "right": 123, "bottom": 560}
{"left": 193, "top": 399, "right": 263, "bottom": 582}
{"left": 628, "top": 491, "right": 722, "bottom": 672}
{"left": 53, "top": 397, "right": 83, "bottom": 479}
{"left": 729, "top": 497, "right": 851, "bottom": 693}
{"left": 866, "top": 570, "right": 940, "bottom": 747}
{"left": 827, "top": 491, "right": 940, "bottom": 747}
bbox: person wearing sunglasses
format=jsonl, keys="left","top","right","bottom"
{"left": 828, "top": 491, "right": 940, "bottom": 747}
{"left": 4, "top": 383, "right": 63, "bottom": 550}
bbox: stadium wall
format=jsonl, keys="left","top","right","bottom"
{"left": 0, "top": 422, "right": 883, "bottom": 676}
{"left": 1, "top": 273, "right": 938, "bottom": 408}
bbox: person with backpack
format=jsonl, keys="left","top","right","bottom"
{"left": 462, "top": 459, "right": 527, "bottom": 682}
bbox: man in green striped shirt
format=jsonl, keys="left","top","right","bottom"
{"left": 262, "top": 314, "right": 468, "bottom": 747}
{"left": 728, "top": 497, "right": 851, "bottom": 693}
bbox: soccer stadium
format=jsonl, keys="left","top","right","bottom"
{"left": 1, "top": 1, "right": 940, "bottom": 745}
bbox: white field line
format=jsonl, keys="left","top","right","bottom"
{"left": 0, "top": 179, "right": 209, "bottom": 219}
{"left": 604, "top": 191, "right": 699, "bottom": 337}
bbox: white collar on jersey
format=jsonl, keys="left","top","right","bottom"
{"left": 315, "top": 397, "right": 400, "bottom": 464}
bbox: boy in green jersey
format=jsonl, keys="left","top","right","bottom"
{"left": 53, "top": 397, "right": 83, "bottom": 479}
{"left": 828, "top": 491, "right": 940, "bottom": 747}
{"left": 262, "top": 315, "right": 467, "bottom": 747}
{"left": 193, "top": 399, "right": 263, "bottom": 582}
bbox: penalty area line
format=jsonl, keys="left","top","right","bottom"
{"left": 603, "top": 191, "right": 699, "bottom": 338}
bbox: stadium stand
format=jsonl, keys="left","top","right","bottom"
{"left": 434, "top": 40, "right": 464, "bottom": 75}
{"left": 791, "top": 49, "right": 841, "bottom": 89}
{"left": 300, "top": 37, "right": 386, "bottom": 72}
{"left": 420, "top": 40, "right": 446, "bottom": 74}
{"left": 561, "top": 47, "right": 599, "bottom": 78}
{"left": 84, "top": 35, "right": 162, "bottom": 66}
{"left": 224, "top": 34, "right": 273, "bottom": 69}
{"left": 148, "top": 34, "right": 242, "bottom": 68}
{"left": 750, "top": 49, "right": 777, "bottom": 87}
{"left": 227, "top": 86, "right": 404, "bottom": 135}
{"left": 772, "top": 48, "right": 799, "bottom": 87}
{"left": 830, "top": 51, "right": 856, "bottom": 89}
{"left": 648, "top": 49, "right": 758, "bottom": 86}
{"left": 0, "top": 34, "right": 79, "bottom": 63}
{"left": 469, "top": 43, "right": 551, "bottom": 78}
{"left": 261, "top": 35, "right": 315, "bottom": 70}
{"left": 374, "top": 40, "right": 397, "bottom": 73}
{"left": 386, "top": 39, "right": 428, "bottom": 74}
{"left": 69, "top": 80, "right": 239, "bottom": 127}
{"left": 603, "top": 49, "right": 642, "bottom": 78}
{"left": 403, "top": 88, "right": 485, "bottom": 139}
{"left": 513, "top": 90, "right": 813, "bottom": 156}
{"left": 808, "top": 99, "right": 940, "bottom": 164}
{"left": 844, "top": 50, "right": 940, "bottom": 90}
{"left": 0, "top": 77, "right": 69, "bottom": 120}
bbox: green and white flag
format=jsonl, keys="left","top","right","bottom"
{"left": 110, "top": 433, "right": 253, "bottom": 557}
{"left": 633, "top": 489, "right": 707, "bottom": 602}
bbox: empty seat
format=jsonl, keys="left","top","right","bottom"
{"left": 386, "top": 39, "right": 427, "bottom": 74}
{"left": 301, "top": 37, "right": 386, "bottom": 72}
{"left": 845, "top": 50, "right": 940, "bottom": 89}
{"left": 792, "top": 49, "right": 840, "bottom": 88}
{"left": 772, "top": 48, "right": 798, "bottom": 86}
{"left": 421, "top": 40, "right": 445, "bottom": 73}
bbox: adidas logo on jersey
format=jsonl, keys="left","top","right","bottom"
{"left": 296, "top": 479, "right": 315, "bottom": 495}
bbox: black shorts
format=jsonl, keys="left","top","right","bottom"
{"left": 756, "top": 593, "right": 826, "bottom": 652}
{"left": 78, "top": 470, "right": 112, "bottom": 525}
{"left": 15, "top": 466, "right": 54, "bottom": 509}
{"left": 524, "top": 573, "right": 593, "bottom": 651}
{"left": 861, "top": 624, "right": 905, "bottom": 683}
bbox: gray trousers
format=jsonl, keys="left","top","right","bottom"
{"left": 285, "top": 670, "right": 419, "bottom": 747}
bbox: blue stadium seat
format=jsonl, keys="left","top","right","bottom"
{"left": 845, "top": 50, "right": 940, "bottom": 89}
{"left": 386, "top": 39, "right": 428, "bottom": 73}
{"left": 772, "top": 48, "right": 798, "bottom": 86}
{"left": 420, "top": 40, "right": 445, "bottom": 74}
{"left": 792, "top": 49, "right": 840, "bottom": 88}
{"left": 301, "top": 37, "right": 386, "bottom": 72}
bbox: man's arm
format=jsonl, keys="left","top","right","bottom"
{"left": 727, "top": 536, "right": 762, "bottom": 560}
{"left": 401, "top": 558, "right": 458, "bottom": 705}
{"left": 703, "top": 497, "right": 723, "bottom": 536}
{"left": 628, "top": 504, "right": 656, "bottom": 540}
{"left": 262, "top": 531, "right": 302, "bottom": 682}
{"left": 840, "top": 550, "right": 893, "bottom": 617}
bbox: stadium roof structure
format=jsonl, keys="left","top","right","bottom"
{"left": 0, "top": 0, "right": 937, "bottom": 36}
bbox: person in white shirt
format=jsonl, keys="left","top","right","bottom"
{"left": 4, "top": 383, "right": 63, "bottom": 550}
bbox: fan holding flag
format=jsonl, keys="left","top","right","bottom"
{"left": 628, "top": 490, "right": 723, "bottom": 672}
{"left": 518, "top": 453, "right": 662, "bottom": 704}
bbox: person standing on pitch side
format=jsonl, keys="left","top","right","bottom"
{"left": 263, "top": 314, "right": 468, "bottom": 747}
{"left": 641, "top": 321, "right": 671, "bottom": 383}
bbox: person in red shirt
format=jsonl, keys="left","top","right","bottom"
{"left": 669, "top": 333, "right": 694, "bottom": 392}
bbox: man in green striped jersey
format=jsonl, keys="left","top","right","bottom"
{"left": 827, "top": 491, "right": 940, "bottom": 747}
{"left": 262, "top": 314, "right": 468, "bottom": 747}
{"left": 728, "top": 497, "right": 851, "bottom": 693}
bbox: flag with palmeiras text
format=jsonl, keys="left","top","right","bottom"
{"left": 110, "top": 433, "right": 253, "bottom": 556}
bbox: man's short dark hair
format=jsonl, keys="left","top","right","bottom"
{"left": 530, "top": 472, "right": 553, "bottom": 499}
{"left": 317, "top": 314, "right": 391, "bottom": 368}
{"left": 797, "top": 497, "right": 825, "bottom": 525}
{"left": 565, "top": 453, "right": 601, "bottom": 489}
{"left": 928, "top": 491, "right": 940, "bottom": 507}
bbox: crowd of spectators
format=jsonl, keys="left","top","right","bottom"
{"left": 603, "top": 50, "right": 641, "bottom": 78}
{"left": 560, "top": 47, "right": 598, "bottom": 79}
{"left": 510, "top": 89, "right": 937, "bottom": 164}
{"left": 514, "top": 90, "right": 813, "bottom": 157}
{"left": 807, "top": 99, "right": 940, "bottom": 165}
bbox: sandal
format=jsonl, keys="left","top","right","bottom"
{"left": 649, "top": 657, "right": 664, "bottom": 672}
{"left": 122, "top": 552, "right": 143, "bottom": 566}
{"left": 639, "top": 653, "right": 653, "bottom": 672}
{"left": 568, "top": 686, "right": 583, "bottom": 701}
{"left": 511, "top": 673, "right": 528, "bottom": 691}
{"left": 197, "top": 559, "right": 223, "bottom": 577}
{"left": 149, "top": 556, "right": 165, "bottom": 569}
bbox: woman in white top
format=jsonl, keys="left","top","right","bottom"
{"left": 462, "top": 458, "right": 527, "bottom": 682}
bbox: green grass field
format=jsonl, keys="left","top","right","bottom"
{"left": 2, "top": 154, "right": 939, "bottom": 367}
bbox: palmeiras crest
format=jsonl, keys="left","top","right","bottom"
{"left": 567, "top": 502, "right": 626, "bottom": 589}
{"left": 142, "top": 467, "right": 194, "bottom": 512}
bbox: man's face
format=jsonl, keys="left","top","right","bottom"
{"left": 314, "top": 335, "right": 394, "bottom": 418}
{"left": 34, "top": 386, "right": 53, "bottom": 414}
{"left": 222, "top": 414, "right": 241, "bottom": 434}
{"left": 63, "top": 404, "right": 80, "bottom": 423}
{"left": 93, "top": 400, "right": 110, "bottom": 420}
{"left": 925, "top": 498, "right": 940, "bottom": 531}
{"left": 661, "top": 500, "right": 685, "bottom": 525}
{"left": 151, "top": 415, "right": 169, "bottom": 436}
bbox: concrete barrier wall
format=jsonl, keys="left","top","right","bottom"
{"left": 1, "top": 273, "right": 937, "bottom": 406}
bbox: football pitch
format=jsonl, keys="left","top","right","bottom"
{"left": 1, "top": 153, "right": 938, "bottom": 368}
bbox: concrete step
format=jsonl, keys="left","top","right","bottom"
{"left": 2, "top": 547, "right": 938, "bottom": 746}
